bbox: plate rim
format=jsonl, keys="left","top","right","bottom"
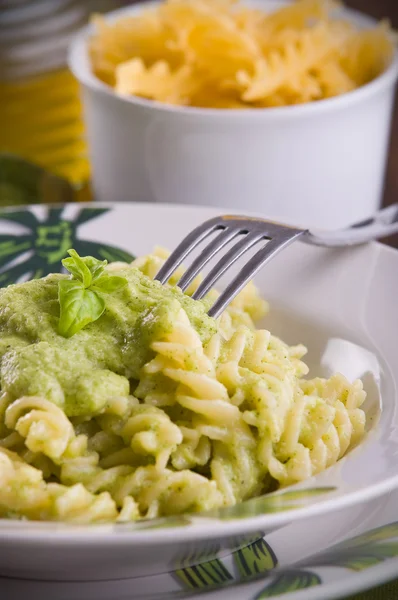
{"left": 0, "top": 201, "right": 396, "bottom": 544}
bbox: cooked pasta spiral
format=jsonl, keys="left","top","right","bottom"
{"left": 121, "top": 405, "right": 183, "bottom": 469}
{"left": 0, "top": 448, "right": 118, "bottom": 523}
{"left": 268, "top": 374, "right": 366, "bottom": 485}
{"left": 5, "top": 397, "right": 74, "bottom": 460}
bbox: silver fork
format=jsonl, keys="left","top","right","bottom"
{"left": 155, "top": 204, "right": 398, "bottom": 319}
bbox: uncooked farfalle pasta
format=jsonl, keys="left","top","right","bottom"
{"left": 89, "top": 0, "right": 396, "bottom": 109}
{"left": 0, "top": 248, "right": 366, "bottom": 523}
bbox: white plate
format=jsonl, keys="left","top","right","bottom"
{"left": 0, "top": 202, "right": 396, "bottom": 584}
{"left": 0, "top": 488, "right": 397, "bottom": 599}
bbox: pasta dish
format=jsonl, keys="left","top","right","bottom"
{"left": 0, "top": 248, "right": 366, "bottom": 523}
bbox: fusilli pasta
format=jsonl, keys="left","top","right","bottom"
{"left": 0, "top": 249, "right": 367, "bottom": 522}
{"left": 89, "top": 0, "right": 395, "bottom": 109}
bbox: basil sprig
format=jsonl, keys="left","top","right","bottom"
{"left": 58, "top": 249, "right": 127, "bottom": 338}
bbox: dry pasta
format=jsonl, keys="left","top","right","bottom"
{"left": 89, "top": 0, "right": 396, "bottom": 109}
{"left": 0, "top": 248, "right": 366, "bottom": 523}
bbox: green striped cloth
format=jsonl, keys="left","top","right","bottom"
{"left": 348, "top": 579, "right": 398, "bottom": 599}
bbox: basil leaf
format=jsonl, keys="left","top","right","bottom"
{"left": 58, "top": 279, "right": 105, "bottom": 338}
{"left": 62, "top": 249, "right": 92, "bottom": 288}
{"left": 83, "top": 256, "right": 108, "bottom": 281}
{"left": 62, "top": 257, "right": 84, "bottom": 281}
{"left": 58, "top": 249, "right": 127, "bottom": 337}
{"left": 63, "top": 254, "right": 107, "bottom": 283}
{"left": 91, "top": 275, "right": 127, "bottom": 293}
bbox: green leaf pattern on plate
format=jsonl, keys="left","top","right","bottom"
{"left": 306, "top": 522, "right": 398, "bottom": 572}
{"left": 115, "top": 515, "right": 192, "bottom": 531}
{"left": 0, "top": 206, "right": 135, "bottom": 286}
{"left": 172, "top": 521, "right": 398, "bottom": 597}
{"left": 339, "top": 522, "right": 398, "bottom": 547}
{"left": 205, "top": 487, "right": 337, "bottom": 520}
{"left": 113, "top": 487, "right": 337, "bottom": 532}
{"left": 234, "top": 538, "right": 277, "bottom": 579}
{"left": 174, "top": 559, "right": 233, "bottom": 591}
{"left": 255, "top": 571, "right": 322, "bottom": 598}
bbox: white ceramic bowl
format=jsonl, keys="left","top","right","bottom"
{"left": 0, "top": 202, "right": 397, "bottom": 585}
{"left": 68, "top": 0, "right": 398, "bottom": 229}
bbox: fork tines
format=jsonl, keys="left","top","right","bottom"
{"left": 155, "top": 216, "right": 305, "bottom": 319}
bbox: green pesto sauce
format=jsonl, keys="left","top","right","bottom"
{"left": 0, "top": 266, "right": 216, "bottom": 417}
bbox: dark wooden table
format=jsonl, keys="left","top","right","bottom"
{"left": 346, "top": 0, "right": 398, "bottom": 248}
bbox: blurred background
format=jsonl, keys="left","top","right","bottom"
{"left": 0, "top": 0, "right": 397, "bottom": 208}
{"left": 0, "top": 0, "right": 129, "bottom": 205}
{"left": 346, "top": 0, "right": 398, "bottom": 209}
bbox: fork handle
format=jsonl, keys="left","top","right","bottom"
{"left": 304, "top": 203, "right": 398, "bottom": 247}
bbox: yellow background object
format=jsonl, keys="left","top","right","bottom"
{"left": 0, "top": 69, "right": 91, "bottom": 198}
